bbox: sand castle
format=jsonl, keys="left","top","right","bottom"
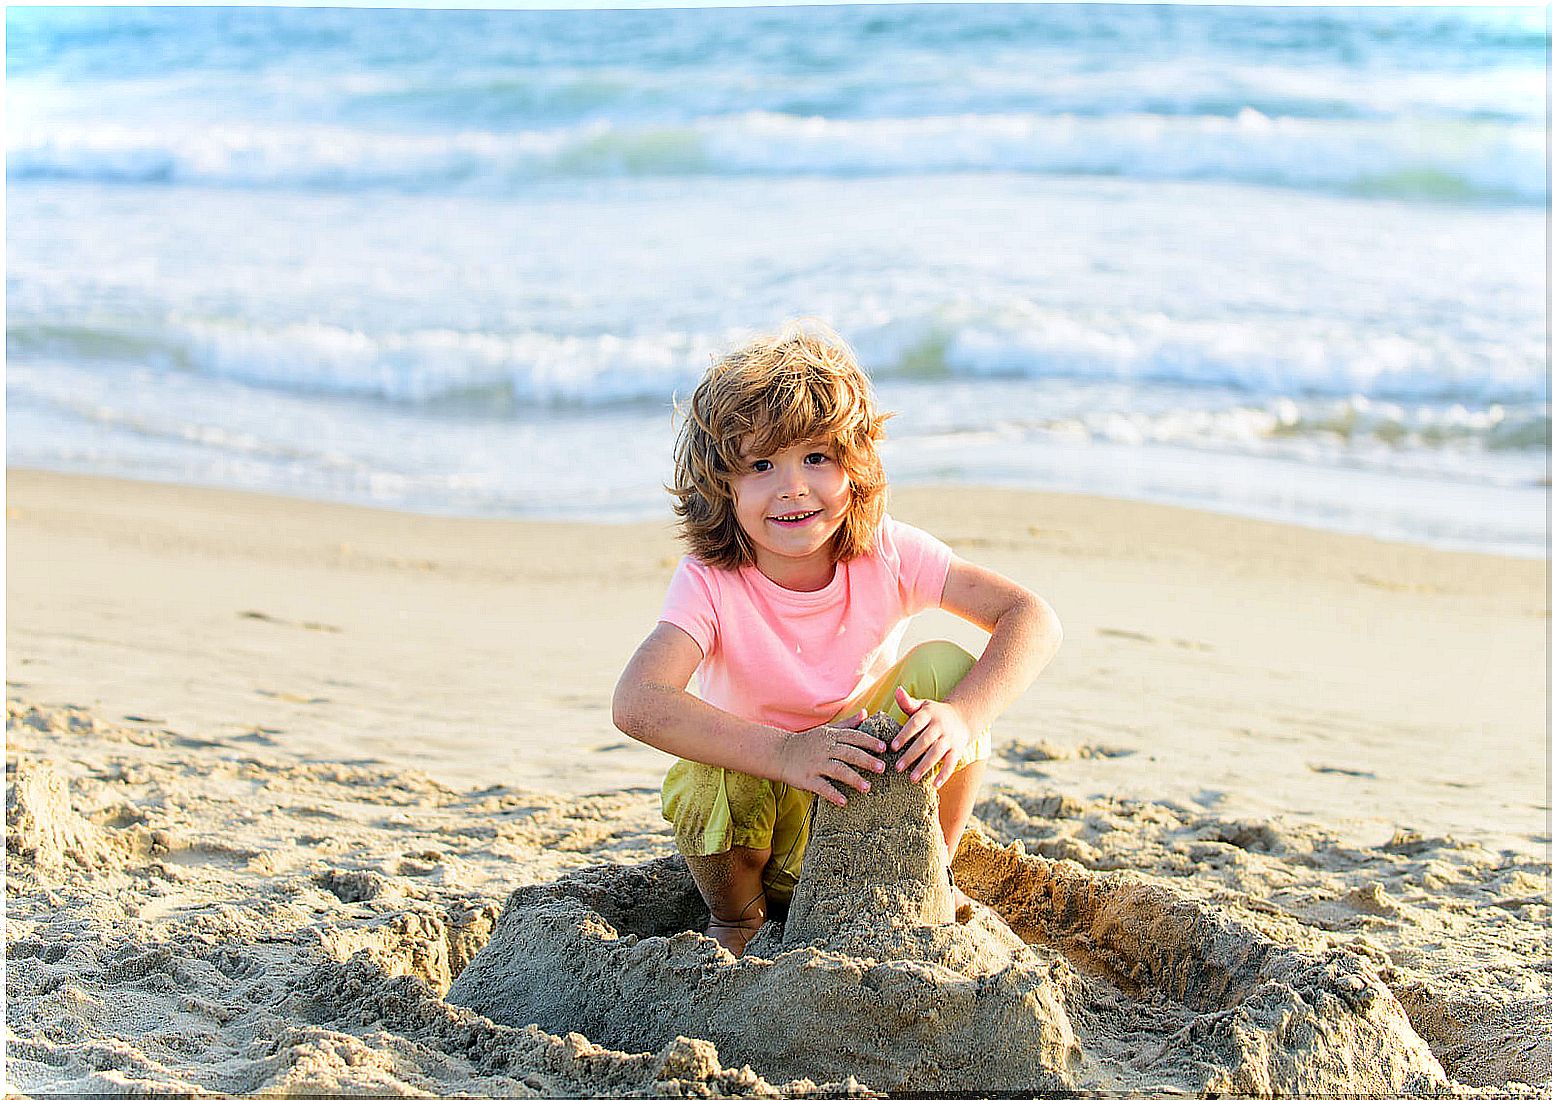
{"left": 447, "top": 715, "right": 1080, "bottom": 1090}
{"left": 446, "top": 715, "right": 1450, "bottom": 1094}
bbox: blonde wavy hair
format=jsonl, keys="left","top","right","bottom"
{"left": 670, "top": 321, "right": 892, "bottom": 570}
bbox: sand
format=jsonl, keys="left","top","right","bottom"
{"left": 779, "top": 716, "right": 959, "bottom": 944}
{"left": 446, "top": 719, "right": 1079, "bottom": 1092}
{"left": 443, "top": 716, "right": 1453, "bottom": 1094}
{"left": 5, "top": 468, "right": 1548, "bottom": 1095}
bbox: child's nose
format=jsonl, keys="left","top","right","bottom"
{"left": 778, "top": 469, "right": 809, "bottom": 497}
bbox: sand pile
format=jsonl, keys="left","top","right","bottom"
{"left": 7, "top": 701, "right": 842, "bottom": 1097}
{"left": 7, "top": 759, "right": 125, "bottom": 875}
{"left": 954, "top": 829, "right": 1450, "bottom": 1095}
{"left": 777, "top": 714, "right": 957, "bottom": 943}
{"left": 446, "top": 715, "right": 1454, "bottom": 1095}
{"left": 7, "top": 699, "right": 1547, "bottom": 1096}
{"left": 447, "top": 715, "right": 1082, "bottom": 1092}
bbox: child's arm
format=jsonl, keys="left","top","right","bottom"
{"left": 612, "top": 623, "right": 888, "bottom": 806}
{"left": 891, "top": 557, "right": 1063, "bottom": 785}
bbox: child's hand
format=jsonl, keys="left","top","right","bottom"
{"left": 892, "top": 688, "right": 974, "bottom": 788}
{"left": 777, "top": 710, "right": 888, "bottom": 807}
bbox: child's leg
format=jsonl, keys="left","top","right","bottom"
{"left": 682, "top": 845, "right": 771, "bottom": 955}
{"left": 936, "top": 758, "right": 987, "bottom": 864}
{"left": 662, "top": 760, "right": 788, "bottom": 957}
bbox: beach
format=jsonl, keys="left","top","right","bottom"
{"left": 6, "top": 467, "right": 1547, "bottom": 1094}
{"left": 7, "top": 3, "right": 1547, "bottom": 1092}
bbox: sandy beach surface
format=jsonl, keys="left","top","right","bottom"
{"left": 6, "top": 467, "right": 1548, "bottom": 1095}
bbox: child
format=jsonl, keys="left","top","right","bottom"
{"left": 612, "top": 321, "right": 1062, "bottom": 956}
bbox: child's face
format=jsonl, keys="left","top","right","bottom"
{"left": 731, "top": 436, "right": 852, "bottom": 580}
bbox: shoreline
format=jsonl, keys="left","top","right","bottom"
{"left": 8, "top": 438, "right": 1547, "bottom": 562}
{"left": 8, "top": 465, "right": 1545, "bottom": 855}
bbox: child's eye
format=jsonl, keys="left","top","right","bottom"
{"left": 804, "top": 452, "right": 829, "bottom": 465}
{"left": 751, "top": 459, "right": 772, "bottom": 473}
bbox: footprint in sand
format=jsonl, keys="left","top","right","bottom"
{"left": 255, "top": 689, "right": 331, "bottom": 705}
{"left": 1098, "top": 626, "right": 1213, "bottom": 651}
{"left": 1309, "top": 762, "right": 1380, "bottom": 779}
{"left": 239, "top": 610, "right": 342, "bottom": 633}
{"left": 1000, "top": 737, "right": 1134, "bottom": 770}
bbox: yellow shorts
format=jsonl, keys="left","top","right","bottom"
{"left": 660, "top": 640, "right": 991, "bottom": 902}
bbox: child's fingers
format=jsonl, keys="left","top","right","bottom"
{"left": 831, "top": 742, "right": 886, "bottom": 774}
{"left": 827, "top": 760, "right": 876, "bottom": 794}
{"left": 895, "top": 722, "right": 935, "bottom": 772}
{"left": 910, "top": 739, "right": 950, "bottom": 783}
{"left": 811, "top": 776, "right": 848, "bottom": 807}
{"left": 848, "top": 732, "right": 889, "bottom": 755}
{"left": 933, "top": 748, "right": 960, "bottom": 789}
{"left": 836, "top": 725, "right": 887, "bottom": 755}
{"left": 894, "top": 686, "right": 921, "bottom": 715}
{"left": 834, "top": 708, "right": 868, "bottom": 730}
{"left": 891, "top": 708, "right": 928, "bottom": 752}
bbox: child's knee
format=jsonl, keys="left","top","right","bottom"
{"left": 724, "top": 843, "right": 773, "bottom": 872}
{"left": 898, "top": 640, "right": 977, "bottom": 701}
{"left": 942, "top": 756, "right": 987, "bottom": 789}
{"left": 682, "top": 842, "right": 773, "bottom": 882}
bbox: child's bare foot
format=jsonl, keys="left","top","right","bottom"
{"left": 705, "top": 915, "right": 764, "bottom": 957}
{"left": 952, "top": 884, "right": 975, "bottom": 922}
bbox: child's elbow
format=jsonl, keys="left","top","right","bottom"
{"left": 1030, "top": 592, "right": 1063, "bottom": 652}
{"left": 611, "top": 677, "right": 640, "bottom": 738}
{"left": 612, "top": 677, "right": 666, "bottom": 743}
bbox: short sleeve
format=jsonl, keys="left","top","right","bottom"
{"left": 884, "top": 516, "right": 955, "bottom": 615}
{"left": 659, "top": 556, "right": 718, "bottom": 660}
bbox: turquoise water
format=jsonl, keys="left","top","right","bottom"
{"left": 6, "top": 5, "right": 1546, "bottom": 553}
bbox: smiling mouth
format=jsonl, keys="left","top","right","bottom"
{"left": 769, "top": 510, "right": 820, "bottom": 523}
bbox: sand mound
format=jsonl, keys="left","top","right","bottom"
{"left": 1000, "top": 736, "right": 1132, "bottom": 765}
{"left": 7, "top": 759, "right": 124, "bottom": 877}
{"left": 449, "top": 715, "right": 1080, "bottom": 1092}
{"left": 448, "top": 716, "right": 1451, "bottom": 1096}
{"left": 954, "top": 829, "right": 1451, "bottom": 1095}
{"left": 1388, "top": 972, "right": 1552, "bottom": 1090}
{"left": 778, "top": 714, "right": 956, "bottom": 946}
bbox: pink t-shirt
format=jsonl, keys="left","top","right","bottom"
{"left": 659, "top": 514, "right": 954, "bottom": 733}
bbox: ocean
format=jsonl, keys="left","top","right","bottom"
{"left": 6, "top": 4, "right": 1546, "bottom": 554}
